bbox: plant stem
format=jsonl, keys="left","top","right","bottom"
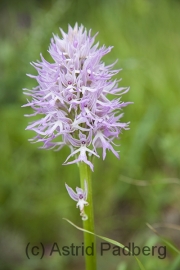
{"left": 79, "top": 162, "right": 97, "bottom": 270}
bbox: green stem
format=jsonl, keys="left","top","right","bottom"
{"left": 79, "top": 162, "right": 97, "bottom": 270}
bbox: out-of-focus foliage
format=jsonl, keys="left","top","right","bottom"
{"left": 0, "top": 0, "right": 180, "bottom": 269}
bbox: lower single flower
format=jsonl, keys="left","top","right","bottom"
{"left": 65, "top": 180, "right": 89, "bottom": 220}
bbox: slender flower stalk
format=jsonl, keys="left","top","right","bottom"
{"left": 23, "top": 23, "right": 131, "bottom": 270}
{"left": 78, "top": 162, "right": 96, "bottom": 270}
{"left": 65, "top": 163, "right": 96, "bottom": 269}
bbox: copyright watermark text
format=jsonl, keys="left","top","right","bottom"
{"left": 25, "top": 242, "right": 166, "bottom": 259}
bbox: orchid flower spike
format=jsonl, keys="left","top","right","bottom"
{"left": 23, "top": 23, "right": 131, "bottom": 171}
{"left": 65, "top": 180, "right": 89, "bottom": 220}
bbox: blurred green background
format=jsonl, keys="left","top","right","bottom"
{"left": 0, "top": 0, "right": 180, "bottom": 269}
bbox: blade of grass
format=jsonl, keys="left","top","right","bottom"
{"left": 146, "top": 223, "right": 180, "bottom": 255}
{"left": 151, "top": 223, "right": 180, "bottom": 231}
{"left": 119, "top": 175, "right": 180, "bottom": 186}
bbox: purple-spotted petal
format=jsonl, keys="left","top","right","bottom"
{"left": 65, "top": 183, "right": 79, "bottom": 201}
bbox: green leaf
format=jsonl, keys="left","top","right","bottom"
{"left": 63, "top": 218, "right": 146, "bottom": 270}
